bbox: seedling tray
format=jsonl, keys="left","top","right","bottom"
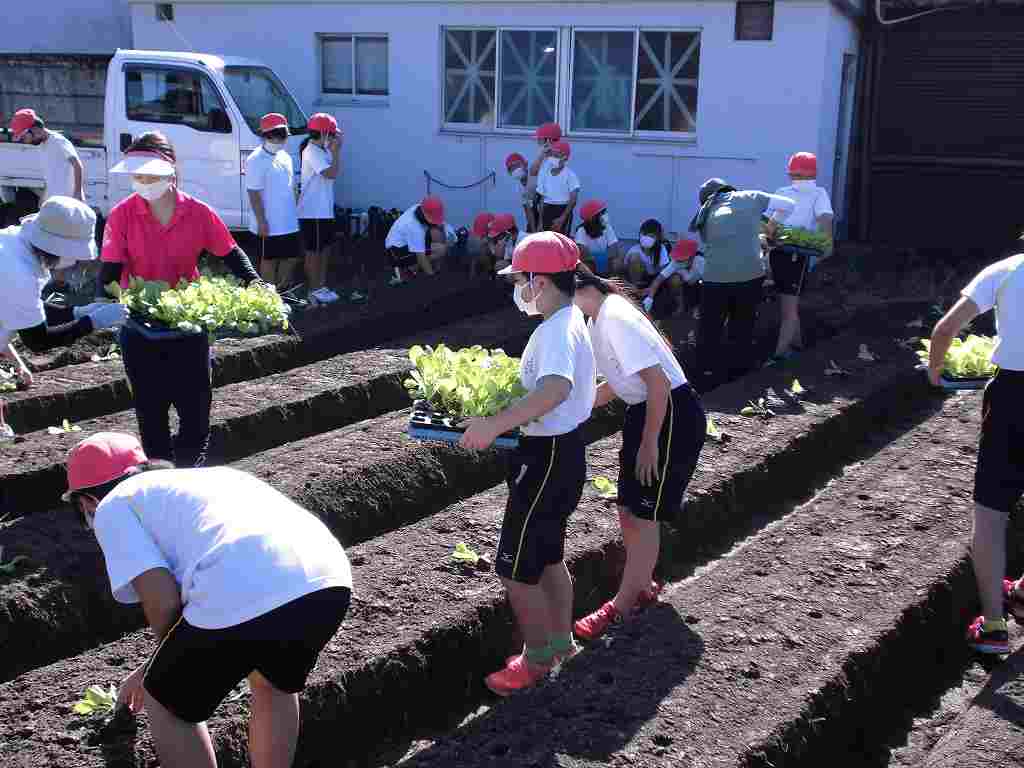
{"left": 407, "top": 402, "right": 520, "bottom": 449}
{"left": 126, "top": 315, "right": 286, "bottom": 343}
{"left": 916, "top": 364, "right": 991, "bottom": 391}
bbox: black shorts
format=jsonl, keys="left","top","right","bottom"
{"left": 974, "top": 369, "right": 1024, "bottom": 514}
{"left": 541, "top": 203, "right": 572, "bottom": 234}
{"left": 144, "top": 586, "right": 350, "bottom": 724}
{"left": 769, "top": 247, "right": 810, "bottom": 296}
{"left": 300, "top": 218, "right": 337, "bottom": 252}
{"left": 257, "top": 232, "right": 302, "bottom": 262}
{"left": 619, "top": 384, "right": 706, "bottom": 521}
{"left": 496, "top": 428, "right": 586, "bottom": 584}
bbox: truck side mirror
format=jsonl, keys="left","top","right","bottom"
{"left": 120, "top": 133, "right": 133, "bottom": 152}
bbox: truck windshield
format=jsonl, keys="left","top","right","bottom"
{"left": 223, "top": 66, "right": 307, "bottom": 135}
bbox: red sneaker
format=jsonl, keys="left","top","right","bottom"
{"left": 574, "top": 601, "right": 622, "bottom": 641}
{"left": 485, "top": 654, "right": 550, "bottom": 697}
{"left": 966, "top": 615, "right": 1009, "bottom": 655}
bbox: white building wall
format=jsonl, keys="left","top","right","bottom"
{"left": 132, "top": 1, "right": 849, "bottom": 238}
{"left": 0, "top": 0, "right": 131, "bottom": 53}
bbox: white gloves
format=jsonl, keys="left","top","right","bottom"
{"left": 73, "top": 302, "right": 112, "bottom": 319}
{"left": 85, "top": 303, "right": 129, "bottom": 330}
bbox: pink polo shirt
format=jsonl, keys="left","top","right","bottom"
{"left": 101, "top": 191, "right": 236, "bottom": 287}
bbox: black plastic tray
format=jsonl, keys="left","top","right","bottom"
{"left": 917, "top": 364, "right": 991, "bottom": 391}
{"left": 406, "top": 402, "right": 519, "bottom": 449}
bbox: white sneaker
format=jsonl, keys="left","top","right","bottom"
{"left": 312, "top": 287, "right": 339, "bottom": 303}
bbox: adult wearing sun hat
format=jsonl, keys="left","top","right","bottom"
{"left": 62, "top": 431, "right": 352, "bottom": 768}
{"left": 0, "top": 196, "right": 127, "bottom": 390}
{"left": 98, "top": 131, "right": 260, "bottom": 470}
{"left": 460, "top": 231, "right": 596, "bottom": 696}
{"left": 383, "top": 195, "right": 447, "bottom": 284}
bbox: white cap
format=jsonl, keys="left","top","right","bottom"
{"left": 21, "top": 196, "right": 97, "bottom": 264}
{"left": 109, "top": 150, "right": 175, "bottom": 176}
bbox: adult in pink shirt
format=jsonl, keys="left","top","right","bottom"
{"left": 97, "top": 132, "right": 261, "bottom": 468}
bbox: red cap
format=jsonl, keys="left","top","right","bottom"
{"left": 550, "top": 140, "right": 571, "bottom": 160}
{"left": 536, "top": 122, "right": 562, "bottom": 142}
{"left": 9, "top": 108, "right": 38, "bottom": 140}
{"left": 787, "top": 152, "right": 817, "bottom": 178}
{"left": 62, "top": 432, "right": 148, "bottom": 502}
{"left": 471, "top": 212, "right": 495, "bottom": 239}
{"left": 505, "top": 152, "right": 527, "bottom": 172}
{"left": 488, "top": 213, "right": 517, "bottom": 239}
{"left": 499, "top": 231, "right": 579, "bottom": 275}
{"left": 579, "top": 200, "right": 606, "bottom": 223}
{"left": 259, "top": 113, "right": 289, "bottom": 134}
{"left": 308, "top": 112, "right": 338, "bottom": 135}
{"left": 419, "top": 196, "right": 445, "bottom": 227}
{"left": 671, "top": 239, "right": 699, "bottom": 263}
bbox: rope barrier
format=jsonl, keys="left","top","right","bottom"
{"left": 424, "top": 170, "right": 496, "bottom": 196}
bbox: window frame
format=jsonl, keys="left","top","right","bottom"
{"left": 438, "top": 25, "right": 701, "bottom": 143}
{"left": 735, "top": 1, "right": 775, "bottom": 42}
{"left": 123, "top": 64, "right": 233, "bottom": 135}
{"left": 318, "top": 32, "right": 390, "bottom": 105}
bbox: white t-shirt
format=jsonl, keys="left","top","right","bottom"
{"left": 94, "top": 467, "right": 352, "bottom": 630}
{"left": 770, "top": 182, "right": 833, "bottom": 231}
{"left": 575, "top": 224, "right": 619, "bottom": 255}
{"left": 537, "top": 165, "right": 581, "bottom": 205}
{"left": 519, "top": 304, "right": 596, "bottom": 436}
{"left": 297, "top": 143, "right": 335, "bottom": 220}
{"left": 626, "top": 243, "right": 671, "bottom": 277}
{"left": 40, "top": 131, "right": 80, "bottom": 202}
{"left": 658, "top": 254, "right": 706, "bottom": 284}
{"left": 589, "top": 294, "right": 687, "bottom": 405}
{"left": 962, "top": 253, "right": 1024, "bottom": 371}
{"left": 0, "top": 227, "right": 48, "bottom": 346}
{"left": 384, "top": 205, "right": 429, "bottom": 254}
{"left": 245, "top": 147, "right": 299, "bottom": 236}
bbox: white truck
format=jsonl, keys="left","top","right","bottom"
{"left": 0, "top": 49, "right": 308, "bottom": 232}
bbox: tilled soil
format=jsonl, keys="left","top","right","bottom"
{"left": 0, "top": 331, "right": 930, "bottom": 767}
{"left": 401, "top": 394, "right": 982, "bottom": 768}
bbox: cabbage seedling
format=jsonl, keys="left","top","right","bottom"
{"left": 72, "top": 684, "right": 117, "bottom": 717}
{"left": 592, "top": 476, "right": 618, "bottom": 499}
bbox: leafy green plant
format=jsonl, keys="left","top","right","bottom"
{"left": 116, "top": 276, "right": 290, "bottom": 339}
{"left": 72, "top": 684, "right": 117, "bottom": 717}
{"left": 775, "top": 226, "right": 832, "bottom": 253}
{"left": 451, "top": 542, "right": 480, "bottom": 565}
{"left": 0, "top": 546, "right": 28, "bottom": 576}
{"left": 706, "top": 416, "right": 723, "bottom": 442}
{"left": 789, "top": 379, "right": 805, "bottom": 395}
{"left": 740, "top": 398, "right": 775, "bottom": 419}
{"left": 90, "top": 344, "right": 120, "bottom": 363}
{"left": 918, "top": 335, "right": 997, "bottom": 379}
{"left": 47, "top": 419, "right": 82, "bottom": 436}
{"left": 592, "top": 476, "right": 618, "bottom": 499}
{"left": 404, "top": 344, "right": 527, "bottom": 419}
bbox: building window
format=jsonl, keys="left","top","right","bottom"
{"left": 440, "top": 26, "right": 700, "bottom": 138}
{"left": 321, "top": 34, "right": 389, "bottom": 98}
{"left": 570, "top": 28, "right": 701, "bottom": 136}
{"left": 156, "top": 3, "right": 174, "bottom": 22}
{"left": 124, "top": 65, "right": 231, "bottom": 133}
{"left": 736, "top": 1, "right": 774, "bottom": 41}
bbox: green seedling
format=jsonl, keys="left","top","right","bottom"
{"left": 906, "top": 317, "right": 924, "bottom": 329}
{"left": 451, "top": 542, "right": 480, "bottom": 566}
{"left": 405, "top": 344, "right": 527, "bottom": 419}
{"left": 789, "top": 379, "right": 806, "bottom": 395}
{"left": 592, "top": 476, "right": 618, "bottom": 499}
{"left": 72, "top": 684, "right": 117, "bottom": 717}
{"left": 918, "top": 335, "right": 996, "bottom": 379}
{"left": 706, "top": 416, "right": 723, "bottom": 442}
{"left": 47, "top": 419, "right": 82, "bottom": 436}
{"left": 740, "top": 398, "right": 775, "bottom": 419}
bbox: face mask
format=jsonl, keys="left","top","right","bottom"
{"left": 264, "top": 141, "right": 286, "bottom": 153}
{"left": 511, "top": 167, "right": 526, "bottom": 181}
{"left": 133, "top": 179, "right": 173, "bottom": 201}
{"left": 792, "top": 179, "right": 815, "bottom": 190}
{"left": 640, "top": 235, "right": 656, "bottom": 250}
{"left": 600, "top": 213, "right": 610, "bottom": 228}
{"left": 513, "top": 279, "right": 541, "bottom": 316}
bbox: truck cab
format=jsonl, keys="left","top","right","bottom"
{"left": 1, "top": 49, "right": 307, "bottom": 232}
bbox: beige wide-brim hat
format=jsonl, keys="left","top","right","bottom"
{"left": 21, "top": 196, "right": 97, "bottom": 264}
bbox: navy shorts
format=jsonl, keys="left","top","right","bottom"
{"left": 618, "top": 384, "right": 706, "bottom": 521}
{"left": 769, "top": 247, "right": 810, "bottom": 297}
{"left": 496, "top": 428, "right": 586, "bottom": 584}
{"left": 300, "top": 218, "right": 337, "bottom": 252}
{"left": 256, "top": 232, "right": 302, "bottom": 262}
{"left": 144, "top": 586, "right": 350, "bottom": 724}
{"left": 974, "top": 370, "right": 1024, "bottom": 514}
